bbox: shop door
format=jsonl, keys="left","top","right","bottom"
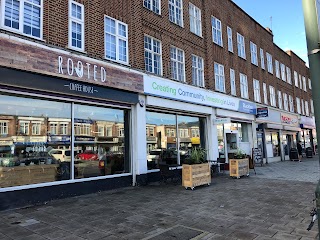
{"left": 225, "top": 131, "right": 239, "bottom": 162}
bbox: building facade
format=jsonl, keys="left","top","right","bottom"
{"left": 0, "top": 0, "right": 314, "bottom": 208}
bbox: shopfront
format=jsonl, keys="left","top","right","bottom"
{"left": 300, "top": 116, "right": 317, "bottom": 155}
{"left": 0, "top": 35, "right": 143, "bottom": 209}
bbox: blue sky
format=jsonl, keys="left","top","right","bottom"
{"left": 232, "top": 0, "right": 308, "bottom": 65}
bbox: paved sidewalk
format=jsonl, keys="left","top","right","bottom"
{"left": 0, "top": 157, "right": 319, "bottom": 240}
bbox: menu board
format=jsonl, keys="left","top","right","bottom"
{"left": 252, "top": 148, "right": 263, "bottom": 165}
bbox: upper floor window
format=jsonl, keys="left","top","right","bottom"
{"left": 240, "top": 73, "right": 248, "bottom": 99}
{"left": 263, "top": 83, "right": 268, "bottom": 105}
{"left": 280, "top": 63, "right": 286, "bottom": 81}
{"left": 266, "top": 53, "right": 273, "bottom": 74}
{"left": 20, "top": 121, "right": 30, "bottom": 135}
{"left": 69, "top": 1, "right": 84, "bottom": 51}
{"left": 230, "top": 68, "right": 236, "bottom": 96}
{"left": 283, "top": 93, "right": 288, "bottom": 111}
{"left": 0, "top": 122, "right": 8, "bottom": 135}
{"left": 253, "top": 79, "right": 261, "bottom": 102}
{"left": 299, "top": 74, "right": 302, "bottom": 89}
{"left": 2, "top": 0, "right": 43, "bottom": 39}
{"left": 227, "top": 26, "right": 233, "bottom": 52}
{"left": 192, "top": 55, "right": 204, "bottom": 87}
{"left": 269, "top": 86, "right": 276, "bottom": 107}
{"left": 32, "top": 122, "right": 41, "bottom": 135}
{"left": 104, "top": 16, "right": 128, "bottom": 64}
{"left": 212, "top": 16, "right": 222, "bottom": 46}
{"left": 237, "top": 33, "right": 246, "bottom": 59}
{"left": 170, "top": 46, "right": 185, "bottom": 81}
{"left": 169, "top": 0, "right": 183, "bottom": 27}
{"left": 289, "top": 95, "right": 294, "bottom": 112}
{"left": 189, "top": 3, "right": 201, "bottom": 36}
{"left": 294, "top": 71, "right": 298, "bottom": 87}
{"left": 309, "top": 78, "right": 312, "bottom": 89}
{"left": 260, "top": 48, "right": 265, "bottom": 69}
{"left": 250, "top": 42, "right": 258, "bottom": 66}
{"left": 144, "top": 0, "right": 161, "bottom": 14}
{"left": 277, "top": 90, "right": 283, "bottom": 109}
{"left": 60, "top": 123, "right": 68, "bottom": 135}
{"left": 275, "top": 60, "right": 280, "bottom": 79}
{"left": 311, "top": 99, "right": 314, "bottom": 114}
{"left": 214, "top": 62, "right": 225, "bottom": 92}
{"left": 301, "top": 100, "right": 305, "bottom": 115}
{"left": 144, "top": 35, "right": 162, "bottom": 75}
{"left": 296, "top": 97, "right": 301, "bottom": 114}
{"left": 302, "top": 76, "right": 307, "bottom": 91}
{"left": 305, "top": 101, "right": 309, "bottom": 116}
{"left": 286, "top": 67, "right": 292, "bottom": 84}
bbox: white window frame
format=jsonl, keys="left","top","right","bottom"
{"left": 168, "top": 0, "right": 183, "bottom": 27}
{"left": 192, "top": 55, "right": 204, "bottom": 87}
{"left": 311, "top": 99, "right": 314, "bottom": 114}
{"left": 260, "top": 48, "right": 265, "bottom": 69}
{"left": 250, "top": 42, "right": 258, "bottom": 66}
{"left": 289, "top": 95, "right": 294, "bottom": 112}
{"left": 286, "top": 67, "right": 292, "bottom": 84}
{"left": 32, "top": 122, "right": 41, "bottom": 135}
{"left": 170, "top": 46, "right": 185, "bottom": 82}
{"left": 263, "top": 83, "right": 268, "bottom": 105}
{"left": 104, "top": 16, "right": 129, "bottom": 64}
{"left": 68, "top": 1, "right": 85, "bottom": 51}
{"left": 240, "top": 73, "right": 248, "bottom": 99}
{"left": 212, "top": 16, "right": 223, "bottom": 47}
{"left": 278, "top": 90, "right": 283, "bottom": 109}
{"left": 275, "top": 60, "right": 280, "bottom": 79}
{"left": 1, "top": 0, "right": 43, "bottom": 39}
{"left": 253, "top": 79, "right": 261, "bottom": 102}
{"left": 296, "top": 97, "right": 301, "bottom": 114}
{"left": 214, "top": 62, "right": 225, "bottom": 92}
{"left": 283, "top": 93, "right": 288, "bottom": 111}
{"left": 237, "top": 33, "right": 246, "bottom": 59}
{"left": 144, "top": 35, "right": 162, "bottom": 75}
{"left": 301, "top": 100, "right": 305, "bottom": 115}
{"left": 189, "top": 3, "right": 202, "bottom": 37}
{"left": 299, "top": 74, "right": 302, "bottom": 89}
{"left": 305, "top": 101, "right": 309, "bottom": 116}
{"left": 60, "top": 123, "right": 68, "bottom": 135}
{"left": 280, "top": 63, "right": 286, "bottom": 81}
{"left": 269, "top": 86, "right": 276, "bottom": 107}
{"left": 230, "top": 68, "right": 236, "bottom": 96}
{"left": 294, "top": 71, "right": 298, "bottom": 87}
{"left": 309, "top": 78, "right": 312, "bottom": 89}
{"left": 0, "top": 121, "right": 8, "bottom": 135}
{"left": 227, "top": 26, "right": 233, "bottom": 52}
{"left": 266, "top": 52, "right": 273, "bottom": 74}
{"left": 302, "top": 76, "right": 307, "bottom": 91}
{"left": 144, "top": 0, "right": 161, "bottom": 14}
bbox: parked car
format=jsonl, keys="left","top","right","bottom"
{"left": 76, "top": 150, "right": 98, "bottom": 161}
{"left": 48, "top": 149, "right": 73, "bottom": 162}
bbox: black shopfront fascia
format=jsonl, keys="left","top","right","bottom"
{"left": 0, "top": 67, "right": 137, "bottom": 210}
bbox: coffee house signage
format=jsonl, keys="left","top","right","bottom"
{"left": 0, "top": 34, "right": 143, "bottom": 93}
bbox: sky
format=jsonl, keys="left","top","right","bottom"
{"left": 232, "top": 0, "right": 309, "bottom": 65}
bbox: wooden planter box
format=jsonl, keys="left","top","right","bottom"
{"left": 182, "top": 163, "right": 211, "bottom": 190}
{"left": 229, "top": 158, "right": 249, "bottom": 178}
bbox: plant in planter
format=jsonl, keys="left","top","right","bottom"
{"left": 182, "top": 147, "right": 211, "bottom": 190}
{"left": 229, "top": 148, "right": 250, "bottom": 178}
{"left": 233, "top": 148, "right": 247, "bottom": 159}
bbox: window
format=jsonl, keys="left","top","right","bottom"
{"left": 309, "top": 78, "right": 312, "bottom": 89}
{"left": 296, "top": 97, "right": 301, "bottom": 114}
{"left": 275, "top": 60, "right": 280, "bottom": 79}
{"left": 19, "top": 121, "right": 29, "bottom": 135}
{"left": 230, "top": 68, "right": 236, "bottom": 95}
{"left": 144, "top": 0, "right": 161, "bottom": 14}
{"left": 305, "top": 101, "right": 309, "bottom": 116}
{"left": 189, "top": 3, "right": 201, "bottom": 36}
{"left": 212, "top": 16, "right": 222, "bottom": 46}
{"left": 301, "top": 100, "right": 305, "bottom": 115}
{"left": 192, "top": 55, "right": 204, "bottom": 87}
{"left": 299, "top": 74, "right": 302, "bottom": 89}
{"left": 169, "top": 0, "right": 183, "bottom": 27}
{"left": 69, "top": 1, "right": 84, "bottom": 51}
{"left": 2, "top": 0, "right": 42, "bottom": 38}
{"left": 253, "top": 79, "right": 260, "bottom": 102}
{"left": 277, "top": 91, "right": 283, "bottom": 109}
{"left": 214, "top": 62, "right": 225, "bottom": 92}
{"left": 240, "top": 73, "right": 248, "bottom": 99}
{"left": 104, "top": 16, "right": 128, "bottom": 64}
{"left": 286, "top": 67, "right": 292, "bottom": 84}
{"left": 269, "top": 86, "right": 276, "bottom": 107}
{"left": 266, "top": 53, "right": 273, "bottom": 74}
{"left": 117, "top": 127, "right": 124, "bottom": 137}
{"left": 311, "top": 99, "right": 314, "bottom": 114}
{"left": 250, "top": 42, "right": 258, "bottom": 65}
{"left": 302, "top": 76, "right": 307, "bottom": 91}
{"left": 60, "top": 123, "right": 68, "bottom": 135}
{"left": 170, "top": 46, "right": 185, "bottom": 81}
{"left": 50, "top": 123, "right": 58, "bottom": 135}
{"left": 263, "top": 83, "right": 268, "bottom": 105}
{"left": 280, "top": 63, "right": 286, "bottom": 81}
{"left": 106, "top": 126, "right": 112, "bottom": 136}
{"left": 283, "top": 93, "right": 288, "bottom": 111}
{"left": 294, "top": 71, "right": 298, "bottom": 87}
{"left": 144, "top": 35, "right": 162, "bottom": 75}
{"left": 260, "top": 48, "right": 265, "bottom": 69}
{"left": 237, "top": 33, "right": 246, "bottom": 59}
{"left": 289, "top": 95, "right": 294, "bottom": 112}
{"left": 0, "top": 122, "right": 8, "bottom": 135}
{"left": 32, "top": 122, "right": 41, "bottom": 135}
{"left": 227, "top": 26, "right": 233, "bottom": 52}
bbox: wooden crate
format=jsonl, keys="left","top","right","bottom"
{"left": 229, "top": 158, "right": 249, "bottom": 178}
{"left": 182, "top": 163, "right": 211, "bottom": 190}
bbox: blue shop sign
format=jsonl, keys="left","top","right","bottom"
{"left": 238, "top": 100, "right": 256, "bottom": 114}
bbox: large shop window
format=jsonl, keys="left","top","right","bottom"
{"left": 0, "top": 95, "right": 130, "bottom": 188}
{"left": 146, "top": 111, "right": 205, "bottom": 170}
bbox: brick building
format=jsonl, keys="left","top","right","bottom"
{"left": 0, "top": 0, "right": 314, "bottom": 208}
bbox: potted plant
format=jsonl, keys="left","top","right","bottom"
{"left": 229, "top": 148, "right": 250, "bottom": 178}
{"left": 182, "top": 147, "right": 211, "bottom": 190}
